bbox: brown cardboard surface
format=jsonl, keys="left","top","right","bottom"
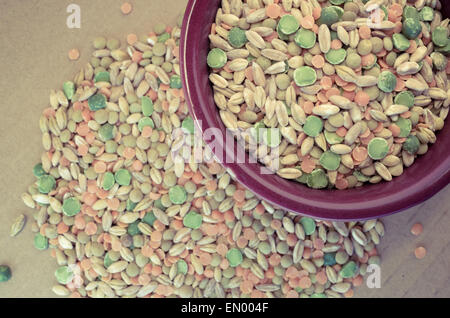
{"left": 0, "top": 0, "right": 448, "bottom": 298}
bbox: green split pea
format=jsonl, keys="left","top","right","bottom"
{"left": 368, "top": 137, "right": 389, "bottom": 160}
{"left": 325, "top": 49, "right": 347, "bottom": 65}
{"left": 293, "top": 66, "right": 317, "bottom": 87}
{"left": 34, "top": 233, "right": 49, "bottom": 250}
{"left": 295, "top": 28, "right": 316, "bottom": 49}
{"left": 98, "top": 123, "right": 116, "bottom": 141}
{"left": 300, "top": 217, "right": 316, "bottom": 235}
{"left": 340, "top": 261, "right": 357, "bottom": 278}
{"left": 141, "top": 96, "right": 154, "bottom": 116}
{"left": 62, "top": 197, "right": 82, "bottom": 216}
{"left": 102, "top": 171, "right": 115, "bottom": 190}
{"left": 182, "top": 116, "right": 195, "bottom": 134}
{"left": 278, "top": 15, "right": 300, "bottom": 35}
{"left": 143, "top": 211, "right": 157, "bottom": 226}
{"left": 63, "top": 81, "right": 75, "bottom": 101}
{"left": 402, "top": 18, "right": 422, "bottom": 40}
{"left": 394, "top": 91, "right": 414, "bottom": 108}
{"left": 319, "top": 151, "right": 341, "bottom": 171}
{"left": 228, "top": 27, "right": 247, "bottom": 48}
{"left": 303, "top": 115, "right": 323, "bottom": 137}
{"left": 403, "top": 135, "right": 420, "bottom": 154}
{"left": 377, "top": 71, "right": 397, "bottom": 93}
{"left": 170, "top": 75, "right": 182, "bottom": 89}
{"left": 263, "top": 128, "right": 281, "bottom": 148}
{"left": 177, "top": 260, "right": 188, "bottom": 275}
{"left": 183, "top": 211, "right": 203, "bottom": 229}
{"left": 317, "top": 6, "right": 342, "bottom": 26}
{"left": 88, "top": 94, "right": 107, "bottom": 111}
{"left": 37, "top": 174, "right": 56, "bottom": 194}
{"left": 395, "top": 118, "right": 412, "bottom": 138}
{"left": 324, "top": 130, "right": 343, "bottom": 145}
{"left": 306, "top": 169, "right": 328, "bottom": 189}
{"left": 128, "top": 220, "right": 142, "bottom": 236}
{"left": 94, "top": 71, "right": 110, "bottom": 83}
{"left": 55, "top": 266, "right": 74, "bottom": 284}
{"left": 33, "top": 163, "right": 46, "bottom": 177}
{"left": 432, "top": 26, "right": 449, "bottom": 47}
{"left": 138, "top": 117, "right": 155, "bottom": 132}
{"left": 392, "top": 33, "right": 410, "bottom": 51}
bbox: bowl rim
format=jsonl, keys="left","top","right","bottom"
{"left": 180, "top": 0, "right": 450, "bottom": 221}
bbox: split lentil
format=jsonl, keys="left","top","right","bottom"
{"left": 0, "top": 265, "right": 12, "bottom": 283}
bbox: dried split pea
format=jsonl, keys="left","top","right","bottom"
{"left": 325, "top": 48, "right": 347, "bottom": 65}
{"left": 55, "top": 266, "right": 74, "bottom": 285}
{"left": 278, "top": 15, "right": 299, "bottom": 35}
{"left": 228, "top": 27, "right": 247, "bottom": 48}
{"left": 295, "top": 28, "right": 316, "bottom": 49}
{"left": 392, "top": 34, "right": 410, "bottom": 52}
{"left": 319, "top": 151, "right": 341, "bottom": 171}
{"left": 34, "top": 233, "right": 49, "bottom": 250}
{"left": 293, "top": 66, "right": 317, "bottom": 87}
{"left": 182, "top": 116, "right": 195, "bottom": 134}
{"left": 33, "top": 163, "right": 46, "bottom": 178}
{"left": 303, "top": 116, "right": 323, "bottom": 137}
{"left": 177, "top": 260, "right": 188, "bottom": 275}
{"left": 88, "top": 94, "right": 107, "bottom": 111}
{"left": 115, "top": 169, "right": 132, "bottom": 186}
{"left": 377, "top": 71, "right": 397, "bottom": 93}
{"left": 141, "top": 96, "right": 154, "bottom": 116}
{"left": 183, "top": 211, "right": 202, "bottom": 229}
{"left": 37, "top": 175, "right": 56, "bottom": 194}
{"left": 402, "top": 18, "right": 422, "bottom": 40}
{"left": 94, "top": 71, "right": 110, "bottom": 83}
{"left": 68, "top": 49, "right": 80, "bottom": 61}
{"left": 432, "top": 27, "right": 448, "bottom": 48}
{"left": 394, "top": 91, "right": 414, "bottom": 108}
{"left": 403, "top": 135, "right": 420, "bottom": 155}
{"left": 226, "top": 248, "right": 243, "bottom": 267}
{"left": 102, "top": 172, "right": 115, "bottom": 190}
{"left": 368, "top": 138, "right": 389, "bottom": 160}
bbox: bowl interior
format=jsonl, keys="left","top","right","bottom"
{"left": 180, "top": 0, "right": 450, "bottom": 220}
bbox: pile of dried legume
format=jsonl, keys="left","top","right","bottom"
{"left": 19, "top": 15, "right": 386, "bottom": 298}
{"left": 207, "top": 0, "right": 449, "bottom": 189}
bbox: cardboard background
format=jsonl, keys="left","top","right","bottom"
{"left": 0, "top": 0, "right": 448, "bottom": 298}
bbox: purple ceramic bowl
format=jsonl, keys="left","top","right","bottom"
{"left": 180, "top": 0, "right": 450, "bottom": 221}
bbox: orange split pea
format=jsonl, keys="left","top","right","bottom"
{"left": 266, "top": 3, "right": 281, "bottom": 19}
{"left": 414, "top": 246, "right": 427, "bottom": 259}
